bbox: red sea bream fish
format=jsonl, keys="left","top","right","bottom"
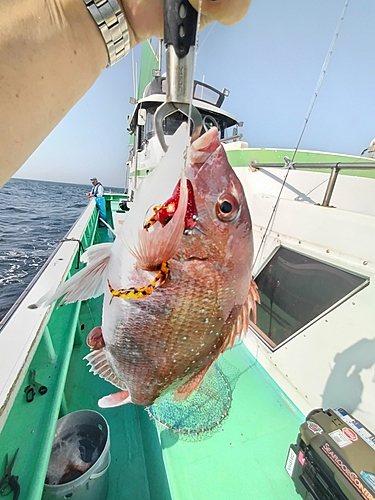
{"left": 43, "top": 126, "right": 259, "bottom": 408}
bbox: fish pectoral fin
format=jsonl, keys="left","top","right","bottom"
{"left": 173, "top": 363, "right": 213, "bottom": 402}
{"left": 98, "top": 391, "right": 131, "bottom": 408}
{"left": 131, "top": 176, "right": 188, "bottom": 270}
{"left": 143, "top": 205, "right": 165, "bottom": 230}
{"left": 107, "top": 261, "right": 170, "bottom": 300}
{"left": 84, "top": 349, "right": 125, "bottom": 389}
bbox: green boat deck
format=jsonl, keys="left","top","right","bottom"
{"left": 145, "top": 345, "right": 303, "bottom": 500}
{"left": 1, "top": 310, "right": 303, "bottom": 499}
{"left": 71, "top": 318, "right": 303, "bottom": 500}
{"left": 0, "top": 195, "right": 304, "bottom": 499}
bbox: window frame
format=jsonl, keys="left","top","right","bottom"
{"left": 249, "top": 245, "right": 369, "bottom": 351}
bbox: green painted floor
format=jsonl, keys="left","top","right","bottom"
{"left": 66, "top": 299, "right": 303, "bottom": 500}
{"left": 146, "top": 344, "right": 303, "bottom": 500}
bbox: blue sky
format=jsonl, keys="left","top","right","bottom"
{"left": 14, "top": 0, "right": 375, "bottom": 188}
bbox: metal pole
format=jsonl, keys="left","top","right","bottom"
{"left": 133, "top": 126, "right": 139, "bottom": 190}
{"left": 321, "top": 165, "right": 341, "bottom": 207}
{"left": 250, "top": 162, "right": 375, "bottom": 170}
{"left": 158, "top": 38, "right": 163, "bottom": 73}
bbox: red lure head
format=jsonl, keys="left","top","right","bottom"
{"left": 156, "top": 179, "right": 198, "bottom": 230}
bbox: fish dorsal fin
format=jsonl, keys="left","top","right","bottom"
{"left": 248, "top": 279, "right": 260, "bottom": 325}
{"left": 84, "top": 349, "right": 126, "bottom": 390}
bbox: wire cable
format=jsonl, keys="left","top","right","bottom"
{"left": 253, "top": 0, "right": 350, "bottom": 270}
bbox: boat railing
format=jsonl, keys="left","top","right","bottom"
{"left": 143, "top": 76, "right": 228, "bottom": 108}
{"left": 0, "top": 204, "right": 96, "bottom": 333}
{"left": 250, "top": 160, "right": 375, "bottom": 207}
{"left": 221, "top": 133, "right": 243, "bottom": 143}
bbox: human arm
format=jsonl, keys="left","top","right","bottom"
{"left": 0, "top": 0, "right": 251, "bottom": 187}
{"left": 0, "top": 0, "right": 107, "bottom": 187}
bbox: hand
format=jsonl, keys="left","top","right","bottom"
{"left": 122, "top": 0, "right": 252, "bottom": 46}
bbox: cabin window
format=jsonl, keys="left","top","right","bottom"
{"left": 161, "top": 112, "right": 197, "bottom": 137}
{"left": 252, "top": 247, "right": 367, "bottom": 349}
{"left": 193, "top": 83, "right": 221, "bottom": 105}
{"left": 145, "top": 107, "right": 156, "bottom": 141}
{"left": 164, "top": 112, "right": 187, "bottom": 135}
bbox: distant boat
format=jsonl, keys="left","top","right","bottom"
{"left": 1, "top": 39, "right": 375, "bottom": 500}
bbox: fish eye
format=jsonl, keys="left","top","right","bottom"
{"left": 216, "top": 194, "right": 240, "bottom": 222}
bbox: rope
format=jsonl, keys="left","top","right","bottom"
{"left": 253, "top": 0, "right": 350, "bottom": 270}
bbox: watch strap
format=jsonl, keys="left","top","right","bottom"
{"left": 84, "top": 0, "right": 131, "bottom": 67}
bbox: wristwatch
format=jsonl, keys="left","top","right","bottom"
{"left": 84, "top": 0, "right": 131, "bottom": 66}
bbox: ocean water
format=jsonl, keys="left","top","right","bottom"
{"left": 0, "top": 178, "right": 101, "bottom": 322}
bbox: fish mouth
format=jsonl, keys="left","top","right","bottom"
{"left": 146, "top": 179, "right": 199, "bottom": 234}
{"left": 184, "top": 225, "right": 205, "bottom": 236}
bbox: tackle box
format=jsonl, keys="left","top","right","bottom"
{"left": 286, "top": 408, "right": 375, "bottom": 500}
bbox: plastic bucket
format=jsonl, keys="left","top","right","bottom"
{"left": 42, "top": 410, "right": 110, "bottom": 500}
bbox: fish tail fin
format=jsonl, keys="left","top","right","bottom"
{"left": 131, "top": 175, "right": 188, "bottom": 270}
{"left": 190, "top": 126, "right": 221, "bottom": 164}
{"left": 29, "top": 243, "right": 112, "bottom": 308}
{"left": 98, "top": 391, "right": 131, "bottom": 408}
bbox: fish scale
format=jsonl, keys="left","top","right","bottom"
{"left": 106, "top": 259, "right": 225, "bottom": 406}
{"left": 46, "top": 126, "right": 258, "bottom": 408}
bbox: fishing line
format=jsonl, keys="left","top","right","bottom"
{"left": 187, "top": 0, "right": 203, "bottom": 139}
{"left": 197, "top": 21, "right": 216, "bottom": 55}
{"left": 131, "top": 48, "right": 136, "bottom": 100}
{"left": 253, "top": 0, "right": 350, "bottom": 271}
{"left": 146, "top": 39, "right": 158, "bottom": 65}
{"left": 291, "top": 0, "right": 350, "bottom": 162}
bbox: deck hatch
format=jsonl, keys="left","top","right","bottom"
{"left": 252, "top": 247, "right": 367, "bottom": 349}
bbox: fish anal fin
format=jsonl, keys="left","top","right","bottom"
{"left": 173, "top": 362, "right": 213, "bottom": 402}
{"left": 84, "top": 349, "right": 125, "bottom": 390}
